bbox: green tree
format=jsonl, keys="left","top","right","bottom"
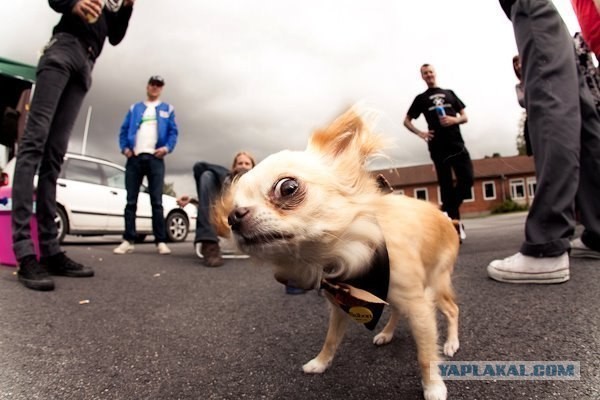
{"left": 163, "top": 181, "right": 176, "bottom": 197}
{"left": 516, "top": 111, "right": 528, "bottom": 155}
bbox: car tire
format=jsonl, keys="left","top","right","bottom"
{"left": 166, "top": 211, "right": 189, "bottom": 242}
{"left": 55, "top": 207, "right": 68, "bottom": 244}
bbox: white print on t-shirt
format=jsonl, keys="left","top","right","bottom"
{"left": 134, "top": 101, "right": 160, "bottom": 155}
{"left": 428, "top": 94, "right": 447, "bottom": 112}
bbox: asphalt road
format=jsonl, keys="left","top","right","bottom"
{"left": 1, "top": 212, "right": 599, "bottom": 400}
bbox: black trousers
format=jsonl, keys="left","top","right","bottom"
{"left": 511, "top": 0, "right": 600, "bottom": 256}
{"left": 432, "top": 148, "right": 474, "bottom": 221}
{"left": 12, "top": 33, "right": 93, "bottom": 259}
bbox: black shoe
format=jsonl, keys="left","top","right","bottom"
{"left": 201, "top": 241, "right": 224, "bottom": 267}
{"left": 41, "top": 252, "right": 94, "bottom": 278}
{"left": 17, "top": 255, "right": 55, "bottom": 291}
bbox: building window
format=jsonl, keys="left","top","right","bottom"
{"left": 414, "top": 188, "right": 428, "bottom": 201}
{"left": 483, "top": 181, "right": 496, "bottom": 200}
{"left": 437, "top": 185, "right": 473, "bottom": 203}
{"left": 527, "top": 177, "right": 537, "bottom": 198}
{"left": 463, "top": 186, "right": 475, "bottom": 203}
{"left": 510, "top": 178, "right": 526, "bottom": 200}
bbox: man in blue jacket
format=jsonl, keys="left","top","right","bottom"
{"left": 114, "top": 75, "right": 179, "bottom": 256}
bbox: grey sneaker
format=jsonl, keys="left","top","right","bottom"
{"left": 570, "top": 238, "right": 600, "bottom": 259}
{"left": 114, "top": 240, "right": 134, "bottom": 255}
{"left": 487, "top": 252, "right": 570, "bottom": 284}
{"left": 157, "top": 242, "right": 171, "bottom": 255}
{"left": 195, "top": 239, "right": 250, "bottom": 259}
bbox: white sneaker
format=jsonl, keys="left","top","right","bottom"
{"left": 157, "top": 242, "right": 171, "bottom": 255}
{"left": 459, "top": 222, "right": 467, "bottom": 241}
{"left": 219, "top": 236, "right": 236, "bottom": 255}
{"left": 113, "top": 240, "right": 134, "bottom": 255}
{"left": 195, "top": 239, "right": 250, "bottom": 259}
{"left": 487, "top": 252, "right": 569, "bottom": 284}
{"left": 570, "top": 238, "right": 600, "bottom": 259}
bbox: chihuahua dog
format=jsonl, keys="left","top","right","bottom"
{"left": 223, "top": 109, "right": 460, "bottom": 400}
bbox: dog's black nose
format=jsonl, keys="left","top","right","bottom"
{"left": 228, "top": 207, "right": 250, "bottom": 232}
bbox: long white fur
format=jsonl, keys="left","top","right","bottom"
{"left": 225, "top": 108, "right": 459, "bottom": 400}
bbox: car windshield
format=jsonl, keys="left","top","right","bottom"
{"left": 63, "top": 158, "right": 102, "bottom": 185}
{"left": 62, "top": 158, "right": 147, "bottom": 191}
{"left": 101, "top": 164, "right": 126, "bottom": 189}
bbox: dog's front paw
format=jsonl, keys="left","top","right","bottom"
{"left": 443, "top": 338, "right": 460, "bottom": 357}
{"left": 423, "top": 381, "right": 447, "bottom": 400}
{"left": 302, "top": 358, "right": 330, "bottom": 374}
{"left": 373, "top": 331, "right": 393, "bottom": 346}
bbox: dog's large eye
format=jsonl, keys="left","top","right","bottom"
{"left": 271, "top": 177, "right": 305, "bottom": 210}
{"left": 274, "top": 178, "right": 299, "bottom": 198}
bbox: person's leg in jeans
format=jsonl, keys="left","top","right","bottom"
{"left": 124, "top": 156, "right": 143, "bottom": 242}
{"left": 192, "top": 161, "right": 210, "bottom": 243}
{"left": 192, "top": 161, "right": 229, "bottom": 266}
{"left": 488, "top": 0, "right": 575, "bottom": 283}
{"left": 12, "top": 36, "right": 90, "bottom": 260}
{"left": 12, "top": 34, "right": 94, "bottom": 290}
{"left": 146, "top": 155, "right": 167, "bottom": 243}
{"left": 37, "top": 70, "right": 90, "bottom": 258}
{"left": 192, "top": 162, "right": 229, "bottom": 244}
{"left": 433, "top": 155, "right": 458, "bottom": 220}
{"left": 450, "top": 149, "right": 474, "bottom": 221}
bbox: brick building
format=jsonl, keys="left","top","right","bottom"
{"left": 372, "top": 155, "right": 536, "bottom": 217}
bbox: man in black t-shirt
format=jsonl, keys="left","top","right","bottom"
{"left": 404, "top": 64, "right": 474, "bottom": 240}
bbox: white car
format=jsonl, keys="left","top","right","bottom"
{"left": 1, "top": 153, "right": 196, "bottom": 243}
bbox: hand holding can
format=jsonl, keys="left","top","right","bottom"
{"left": 84, "top": 0, "right": 105, "bottom": 23}
{"left": 435, "top": 105, "right": 446, "bottom": 118}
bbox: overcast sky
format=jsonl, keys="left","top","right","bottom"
{"left": 0, "top": 0, "right": 580, "bottom": 195}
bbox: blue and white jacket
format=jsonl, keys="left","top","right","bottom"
{"left": 119, "top": 101, "right": 179, "bottom": 153}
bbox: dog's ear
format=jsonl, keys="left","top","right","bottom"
{"left": 307, "top": 108, "right": 384, "bottom": 191}
{"left": 307, "top": 108, "right": 383, "bottom": 165}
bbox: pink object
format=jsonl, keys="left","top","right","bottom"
{"left": 0, "top": 186, "right": 40, "bottom": 267}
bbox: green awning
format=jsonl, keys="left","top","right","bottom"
{"left": 0, "top": 57, "right": 36, "bottom": 83}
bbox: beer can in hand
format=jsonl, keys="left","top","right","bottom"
{"left": 435, "top": 105, "right": 446, "bottom": 118}
{"left": 86, "top": 0, "right": 107, "bottom": 23}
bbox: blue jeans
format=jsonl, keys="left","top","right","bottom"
{"left": 192, "top": 161, "right": 229, "bottom": 244}
{"left": 124, "top": 154, "right": 167, "bottom": 243}
{"left": 12, "top": 33, "right": 93, "bottom": 260}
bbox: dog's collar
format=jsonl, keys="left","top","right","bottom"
{"left": 320, "top": 245, "right": 390, "bottom": 330}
